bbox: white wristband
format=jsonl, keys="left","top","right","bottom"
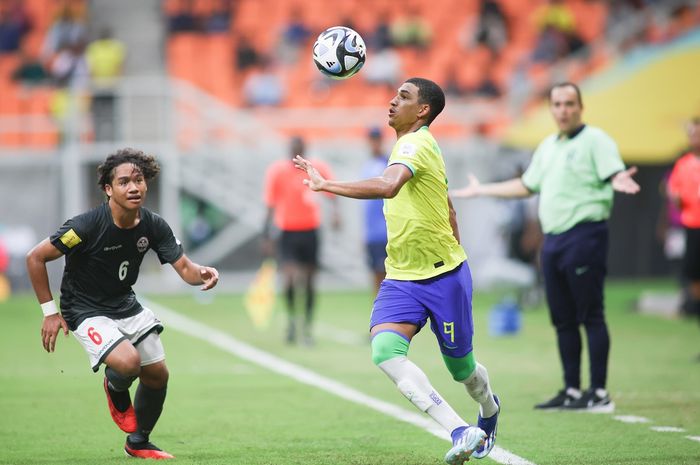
{"left": 40, "top": 300, "right": 59, "bottom": 317}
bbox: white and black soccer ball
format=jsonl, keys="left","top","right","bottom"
{"left": 312, "top": 26, "right": 366, "bottom": 80}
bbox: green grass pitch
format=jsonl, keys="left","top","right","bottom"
{"left": 1, "top": 280, "right": 698, "bottom": 464}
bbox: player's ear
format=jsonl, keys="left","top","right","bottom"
{"left": 417, "top": 103, "right": 430, "bottom": 119}
{"left": 104, "top": 184, "right": 113, "bottom": 197}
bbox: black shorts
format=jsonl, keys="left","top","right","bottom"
{"left": 279, "top": 229, "right": 318, "bottom": 266}
{"left": 683, "top": 227, "right": 700, "bottom": 280}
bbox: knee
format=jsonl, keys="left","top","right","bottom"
{"left": 141, "top": 364, "right": 169, "bottom": 389}
{"left": 371, "top": 331, "right": 409, "bottom": 366}
{"left": 117, "top": 350, "right": 142, "bottom": 378}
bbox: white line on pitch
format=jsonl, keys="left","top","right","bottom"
{"left": 147, "top": 300, "right": 537, "bottom": 465}
{"left": 613, "top": 415, "right": 651, "bottom": 424}
{"left": 686, "top": 436, "right": 700, "bottom": 443}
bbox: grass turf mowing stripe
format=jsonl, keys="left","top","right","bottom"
{"left": 146, "top": 299, "right": 537, "bottom": 465}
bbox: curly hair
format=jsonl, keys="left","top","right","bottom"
{"left": 97, "top": 148, "right": 161, "bottom": 192}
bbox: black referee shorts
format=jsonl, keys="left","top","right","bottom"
{"left": 683, "top": 227, "right": 700, "bottom": 280}
{"left": 278, "top": 229, "right": 319, "bottom": 266}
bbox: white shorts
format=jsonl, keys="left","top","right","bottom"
{"left": 72, "top": 307, "right": 166, "bottom": 372}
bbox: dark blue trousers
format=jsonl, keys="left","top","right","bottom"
{"left": 541, "top": 221, "right": 610, "bottom": 390}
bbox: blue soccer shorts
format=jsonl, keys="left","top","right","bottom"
{"left": 370, "top": 261, "right": 474, "bottom": 358}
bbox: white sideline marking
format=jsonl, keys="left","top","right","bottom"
{"left": 686, "top": 436, "right": 700, "bottom": 443}
{"left": 614, "top": 415, "right": 651, "bottom": 424}
{"left": 650, "top": 426, "right": 686, "bottom": 433}
{"left": 148, "top": 301, "right": 537, "bottom": 465}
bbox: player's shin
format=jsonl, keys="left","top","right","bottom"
{"left": 461, "top": 362, "right": 498, "bottom": 418}
{"left": 372, "top": 331, "right": 467, "bottom": 433}
{"left": 131, "top": 383, "right": 167, "bottom": 443}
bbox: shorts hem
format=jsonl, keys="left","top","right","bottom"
{"left": 133, "top": 324, "right": 164, "bottom": 347}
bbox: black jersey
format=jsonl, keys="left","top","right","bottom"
{"left": 50, "top": 202, "right": 184, "bottom": 330}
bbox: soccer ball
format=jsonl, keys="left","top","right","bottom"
{"left": 312, "top": 26, "right": 366, "bottom": 80}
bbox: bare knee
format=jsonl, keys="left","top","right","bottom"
{"left": 105, "top": 342, "right": 141, "bottom": 377}
{"left": 140, "top": 362, "right": 169, "bottom": 389}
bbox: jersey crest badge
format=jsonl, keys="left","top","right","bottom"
{"left": 136, "top": 236, "right": 149, "bottom": 253}
{"left": 59, "top": 228, "right": 82, "bottom": 249}
{"left": 399, "top": 143, "right": 417, "bottom": 157}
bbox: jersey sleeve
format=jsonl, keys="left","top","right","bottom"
{"left": 521, "top": 141, "right": 546, "bottom": 193}
{"left": 591, "top": 130, "right": 625, "bottom": 180}
{"left": 150, "top": 214, "right": 184, "bottom": 264}
{"left": 389, "top": 133, "right": 423, "bottom": 176}
{"left": 49, "top": 213, "right": 90, "bottom": 256}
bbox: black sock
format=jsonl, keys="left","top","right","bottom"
{"left": 304, "top": 283, "right": 315, "bottom": 331}
{"left": 129, "top": 383, "right": 167, "bottom": 444}
{"left": 105, "top": 367, "right": 136, "bottom": 412}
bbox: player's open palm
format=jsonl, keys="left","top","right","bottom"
{"left": 451, "top": 173, "right": 481, "bottom": 198}
{"left": 612, "top": 166, "right": 640, "bottom": 194}
{"left": 41, "top": 313, "right": 69, "bottom": 353}
{"left": 293, "top": 155, "right": 326, "bottom": 191}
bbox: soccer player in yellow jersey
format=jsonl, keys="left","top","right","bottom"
{"left": 293, "top": 78, "right": 499, "bottom": 464}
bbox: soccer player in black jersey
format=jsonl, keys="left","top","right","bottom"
{"left": 26, "top": 148, "right": 219, "bottom": 459}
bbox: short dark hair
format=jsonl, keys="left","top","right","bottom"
{"left": 405, "top": 77, "right": 445, "bottom": 126}
{"left": 97, "top": 148, "right": 160, "bottom": 191}
{"left": 549, "top": 82, "right": 583, "bottom": 105}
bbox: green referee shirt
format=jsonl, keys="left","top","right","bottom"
{"left": 521, "top": 125, "right": 625, "bottom": 234}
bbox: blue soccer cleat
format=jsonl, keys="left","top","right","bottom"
{"left": 472, "top": 394, "right": 500, "bottom": 459}
{"left": 444, "top": 425, "right": 487, "bottom": 465}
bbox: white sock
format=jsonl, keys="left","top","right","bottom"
{"left": 378, "top": 356, "right": 467, "bottom": 433}
{"left": 462, "top": 363, "right": 498, "bottom": 418}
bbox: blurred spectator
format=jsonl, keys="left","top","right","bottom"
{"left": 50, "top": 40, "right": 90, "bottom": 91}
{"left": 11, "top": 47, "right": 48, "bottom": 87}
{"left": 361, "top": 127, "right": 389, "bottom": 295}
{"left": 235, "top": 34, "right": 260, "bottom": 72}
{"left": 368, "top": 11, "right": 393, "bottom": 50}
{"left": 167, "top": 0, "right": 198, "bottom": 34}
{"left": 531, "top": 0, "right": 584, "bottom": 63}
{"left": 362, "top": 45, "right": 402, "bottom": 90}
{"left": 41, "top": 4, "right": 87, "bottom": 62}
{"left": 390, "top": 6, "right": 432, "bottom": 49}
{"left": 0, "top": 0, "right": 31, "bottom": 54}
{"left": 203, "top": 0, "right": 233, "bottom": 34}
{"left": 460, "top": 0, "right": 508, "bottom": 55}
{"left": 277, "top": 8, "right": 311, "bottom": 64}
{"left": 242, "top": 57, "right": 285, "bottom": 107}
{"left": 86, "top": 27, "right": 126, "bottom": 141}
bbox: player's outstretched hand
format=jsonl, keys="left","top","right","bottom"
{"left": 293, "top": 155, "right": 326, "bottom": 191}
{"left": 612, "top": 166, "right": 640, "bottom": 194}
{"left": 451, "top": 173, "right": 482, "bottom": 198}
{"left": 200, "top": 266, "right": 219, "bottom": 290}
{"left": 41, "top": 313, "right": 69, "bottom": 353}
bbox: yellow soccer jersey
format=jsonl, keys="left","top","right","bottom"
{"left": 384, "top": 126, "right": 466, "bottom": 280}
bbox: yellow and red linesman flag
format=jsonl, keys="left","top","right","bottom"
{"left": 244, "top": 260, "right": 277, "bottom": 329}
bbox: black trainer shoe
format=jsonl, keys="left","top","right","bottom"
{"left": 534, "top": 387, "right": 581, "bottom": 410}
{"left": 563, "top": 388, "right": 615, "bottom": 413}
{"left": 124, "top": 438, "right": 175, "bottom": 459}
